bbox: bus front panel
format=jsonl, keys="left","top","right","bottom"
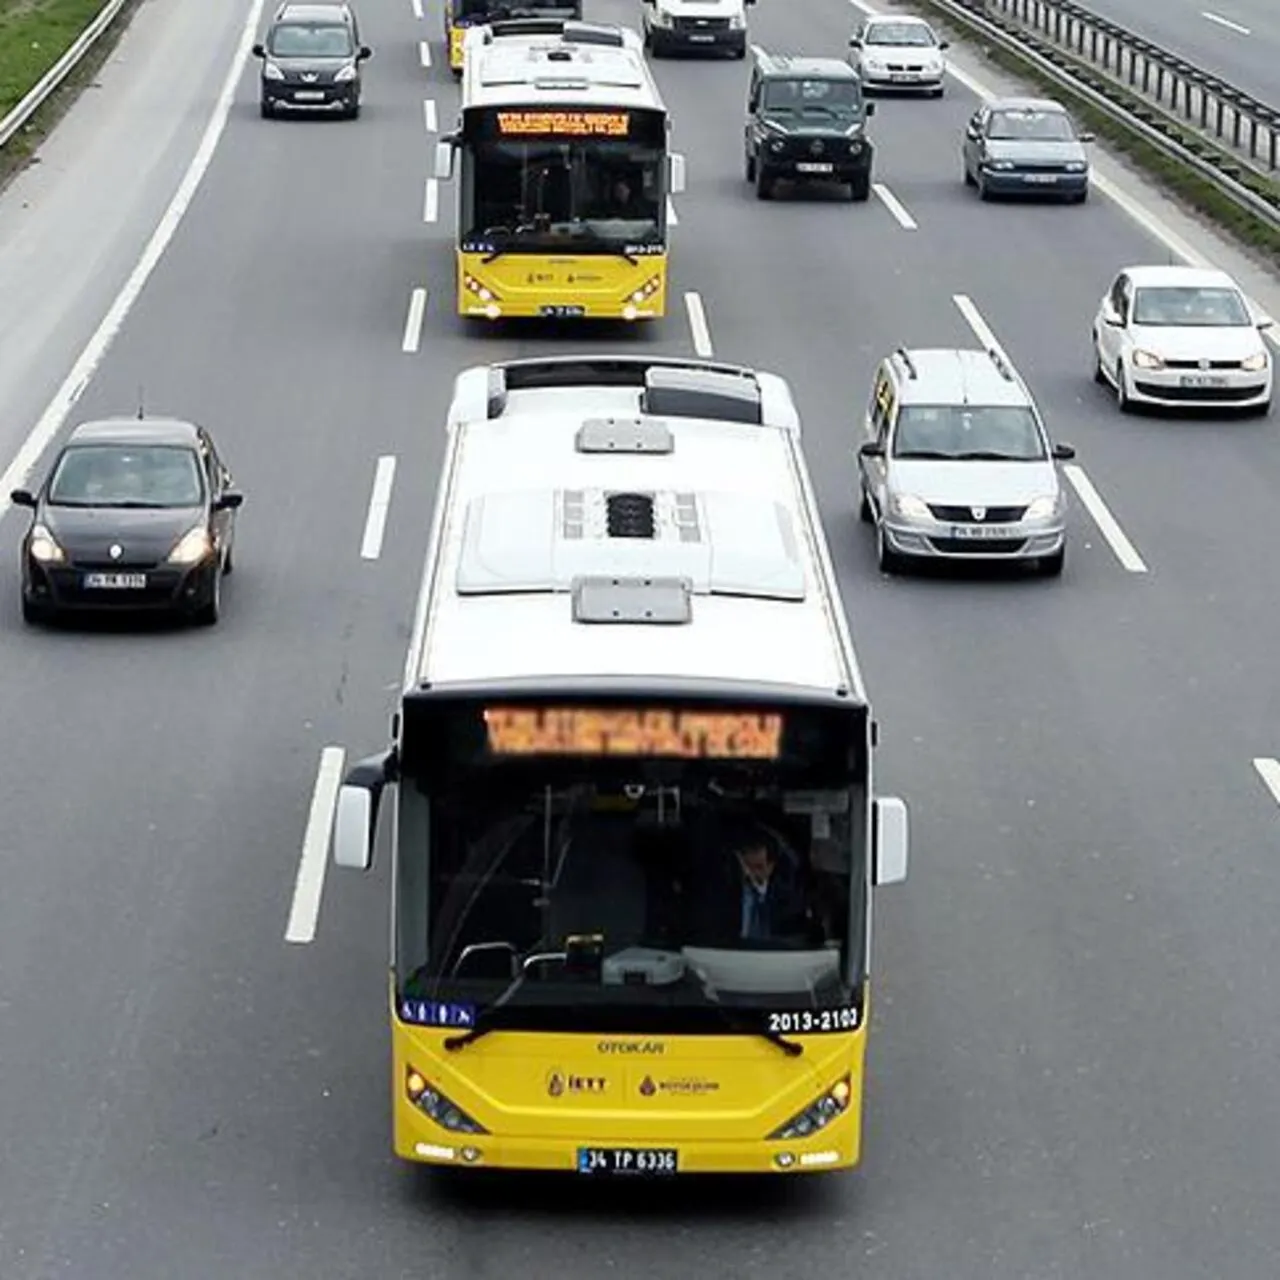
{"left": 446, "top": 0, "right": 582, "bottom": 72}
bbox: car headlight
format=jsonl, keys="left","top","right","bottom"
{"left": 652, "top": 9, "right": 672, "bottom": 25}
{"left": 1023, "top": 494, "right": 1060, "bottom": 521}
{"left": 890, "top": 493, "right": 931, "bottom": 521}
{"left": 334, "top": 63, "right": 358, "bottom": 82}
{"left": 863, "top": 58, "right": 886, "bottom": 71}
{"left": 1130, "top": 349, "right": 1165, "bottom": 370}
{"left": 768, "top": 1076, "right": 852, "bottom": 1141}
{"left": 986, "top": 159, "right": 1015, "bottom": 170}
{"left": 166, "top": 527, "right": 213, "bottom": 566}
{"left": 729, "top": 12, "right": 744, "bottom": 27}
{"left": 263, "top": 62, "right": 285, "bottom": 80}
{"left": 405, "top": 1067, "right": 489, "bottom": 1134}
{"left": 1065, "top": 161, "right": 1087, "bottom": 172}
{"left": 844, "top": 122, "right": 864, "bottom": 138}
{"left": 1242, "top": 350, "right": 1269, "bottom": 373}
{"left": 28, "top": 524, "right": 65, "bottom": 564}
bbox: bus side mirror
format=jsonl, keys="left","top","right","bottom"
{"left": 872, "top": 796, "right": 908, "bottom": 886}
{"left": 668, "top": 151, "right": 686, "bottom": 195}
{"left": 333, "top": 750, "right": 395, "bottom": 870}
{"left": 434, "top": 138, "right": 456, "bottom": 181}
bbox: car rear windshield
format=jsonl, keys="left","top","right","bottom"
{"left": 268, "top": 21, "right": 354, "bottom": 57}
{"left": 987, "top": 109, "right": 1074, "bottom": 141}
{"left": 866, "top": 22, "right": 935, "bottom": 46}
{"left": 892, "top": 406, "right": 1046, "bottom": 461}
{"left": 48, "top": 444, "right": 204, "bottom": 508}
{"left": 1132, "top": 286, "right": 1250, "bottom": 327}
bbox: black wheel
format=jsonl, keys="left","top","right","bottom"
{"left": 859, "top": 486, "right": 873, "bottom": 524}
{"left": 193, "top": 570, "right": 221, "bottom": 627}
{"left": 849, "top": 171, "right": 871, "bottom": 201}
{"left": 1038, "top": 548, "right": 1065, "bottom": 577}
{"left": 755, "top": 164, "right": 775, "bottom": 200}
{"left": 977, "top": 174, "right": 992, "bottom": 201}
{"left": 745, "top": 150, "right": 756, "bottom": 183}
{"left": 1092, "top": 335, "right": 1107, "bottom": 385}
{"left": 930, "top": 85, "right": 944, "bottom": 98}
{"left": 732, "top": 45, "right": 746, "bottom": 59}
{"left": 222, "top": 542, "right": 234, "bottom": 576}
{"left": 20, "top": 595, "right": 45, "bottom": 625}
{"left": 1070, "top": 188, "right": 1088, "bottom": 204}
{"left": 876, "top": 525, "right": 902, "bottom": 574}
{"left": 345, "top": 101, "right": 360, "bottom": 120}
{"left": 963, "top": 161, "right": 975, "bottom": 187}
{"left": 259, "top": 99, "right": 273, "bottom": 119}
{"left": 1116, "top": 361, "right": 1134, "bottom": 414}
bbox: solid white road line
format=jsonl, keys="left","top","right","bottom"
{"left": 1063, "top": 465, "right": 1149, "bottom": 574}
{"left": 411, "top": 0, "right": 423, "bottom": 16}
{"left": 423, "top": 177, "right": 439, "bottom": 224}
{"left": 952, "top": 293, "right": 1003, "bottom": 352}
{"left": 1252, "top": 758, "right": 1280, "bottom": 806}
{"left": 873, "top": 182, "right": 918, "bottom": 230}
{"left": 684, "top": 291, "right": 714, "bottom": 358}
{"left": 0, "top": 0, "right": 268, "bottom": 514}
{"left": 1201, "top": 11, "right": 1250, "bottom": 36}
{"left": 360, "top": 455, "right": 397, "bottom": 560}
{"left": 402, "top": 287, "right": 427, "bottom": 353}
{"left": 419, "top": 39, "right": 432, "bottom": 67}
{"left": 666, "top": 196, "right": 679, "bottom": 226}
{"left": 285, "top": 747, "right": 346, "bottom": 944}
{"left": 423, "top": 98, "right": 437, "bottom": 133}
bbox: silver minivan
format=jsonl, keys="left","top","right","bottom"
{"left": 857, "top": 347, "right": 1076, "bottom": 576}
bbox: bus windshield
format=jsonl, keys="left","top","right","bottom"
{"left": 456, "top": 0, "right": 578, "bottom": 14}
{"left": 459, "top": 108, "right": 667, "bottom": 254}
{"left": 395, "top": 698, "right": 869, "bottom": 1037}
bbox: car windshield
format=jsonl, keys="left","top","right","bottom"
{"left": 48, "top": 444, "right": 204, "bottom": 508}
{"left": 763, "top": 78, "right": 862, "bottom": 113}
{"left": 1131, "top": 285, "right": 1251, "bottom": 327}
{"left": 892, "top": 406, "right": 1047, "bottom": 461}
{"left": 987, "top": 108, "right": 1075, "bottom": 141}
{"left": 267, "top": 21, "right": 353, "bottom": 57}
{"left": 866, "top": 22, "right": 935, "bottom": 46}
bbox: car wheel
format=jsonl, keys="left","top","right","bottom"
{"left": 859, "top": 485, "right": 873, "bottom": 524}
{"left": 1116, "top": 361, "right": 1134, "bottom": 413}
{"left": 755, "top": 165, "right": 775, "bottom": 200}
{"left": 260, "top": 99, "right": 273, "bottom": 119}
{"left": 849, "top": 171, "right": 872, "bottom": 201}
{"left": 876, "top": 525, "right": 901, "bottom": 574}
{"left": 963, "top": 159, "right": 975, "bottom": 187}
{"left": 732, "top": 45, "right": 746, "bottom": 59}
{"left": 345, "top": 101, "right": 360, "bottom": 120}
{"left": 222, "top": 541, "right": 234, "bottom": 576}
{"left": 20, "top": 595, "right": 46, "bottom": 625}
{"left": 1038, "top": 547, "right": 1065, "bottom": 577}
{"left": 930, "top": 85, "right": 944, "bottom": 98}
{"left": 193, "top": 570, "right": 221, "bottom": 627}
{"left": 1092, "top": 336, "right": 1107, "bottom": 385}
{"left": 977, "top": 174, "right": 992, "bottom": 201}
{"left": 745, "top": 151, "right": 756, "bottom": 183}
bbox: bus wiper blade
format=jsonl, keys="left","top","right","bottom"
{"left": 442, "top": 970, "right": 528, "bottom": 1051}
{"left": 709, "top": 1003, "right": 803, "bottom": 1056}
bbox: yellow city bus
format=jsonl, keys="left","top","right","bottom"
{"left": 331, "top": 354, "right": 910, "bottom": 1177}
{"left": 443, "top": 0, "right": 581, "bottom": 75}
{"left": 432, "top": 20, "right": 685, "bottom": 321}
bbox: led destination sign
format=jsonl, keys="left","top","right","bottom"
{"left": 496, "top": 109, "right": 630, "bottom": 137}
{"left": 483, "top": 707, "right": 784, "bottom": 759}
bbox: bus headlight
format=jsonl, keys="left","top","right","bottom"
{"left": 405, "top": 1067, "right": 490, "bottom": 1134}
{"left": 631, "top": 277, "right": 662, "bottom": 305}
{"left": 768, "top": 1076, "right": 852, "bottom": 1140}
{"left": 464, "top": 274, "right": 502, "bottom": 303}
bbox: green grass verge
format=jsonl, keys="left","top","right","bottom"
{"left": 0, "top": 0, "right": 144, "bottom": 193}
{"left": 910, "top": 0, "right": 1280, "bottom": 269}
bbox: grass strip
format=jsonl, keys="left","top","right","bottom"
{"left": 1, "top": 0, "right": 144, "bottom": 193}
{"left": 909, "top": 0, "right": 1280, "bottom": 269}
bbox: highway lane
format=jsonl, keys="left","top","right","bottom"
{"left": 3, "top": 0, "right": 1280, "bottom": 1275}
{"left": 1056, "top": 0, "right": 1280, "bottom": 105}
{"left": 0, "top": 0, "right": 256, "bottom": 485}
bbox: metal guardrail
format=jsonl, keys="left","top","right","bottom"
{"left": 982, "top": 0, "right": 1280, "bottom": 176}
{"left": 912, "top": 0, "right": 1280, "bottom": 236}
{"left": 0, "top": 0, "right": 132, "bottom": 152}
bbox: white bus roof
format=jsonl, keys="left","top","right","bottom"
{"left": 461, "top": 20, "right": 667, "bottom": 114}
{"left": 412, "top": 356, "right": 868, "bottom": 706}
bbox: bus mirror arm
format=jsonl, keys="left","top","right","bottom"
{"left": 332, "top": 750, "right": 396, "bottom": 871}
{"left": 434, "top": 138, "right": 457, "bottom": 181}
{"left": 872, "top": 796, "right": 908, "bottom": 886}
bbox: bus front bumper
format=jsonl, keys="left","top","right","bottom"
{"left": 457, "top": 254, "right": 668, "bottom": 321}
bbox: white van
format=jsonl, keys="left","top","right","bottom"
{"left": 641, "top": 0, "right": 754, "bottom": 58}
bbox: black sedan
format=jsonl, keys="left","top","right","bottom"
{"left": 11, "top": 416, "right": 243, "bottom": 626}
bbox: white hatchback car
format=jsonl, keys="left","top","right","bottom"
{"left": 1092, "top": 265, "right": 1274, "bottom": 414}
{"left": 848, "top": 14, "right": 948, "bottom": 97}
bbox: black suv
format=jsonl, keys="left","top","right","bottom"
{"left": 744, "top": 53, "right": 876, "bottom": 200}
{"left": 253, "top": 2, "right": 371, "bottom": 120}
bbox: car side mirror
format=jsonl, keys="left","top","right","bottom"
{"left": 252, "top": 42, "right": 265, "bottom": 58}
{"left": 1258, "top": 316, "right": 1275, "bottom": 331}
{"left": 1051, "top": 443, "right": 1076, "bottom": 461}
{"left": 10, "top": 488, "right": 36, "bottom": 508}
{"left": 358, "top": 44, "right": 372, "bottom": 59}
{"left": 1078, "top": 130, "right": 1096, "bottom": 143}
{"left": 217, "top": 490, "right": 245, "bottom": 510}
{"left": 864, "top": 101, "right": 876, "bottom": 117}
{"left": 859, "top": 441, "right": 884, "bottom": 458}
{"left": 848, "top": 37, "right": 861, "bottom": 47}
{"left": 939, "top": 39, "right": 950, "bottom": 49}
{"left": 1103, "top": 305, "right": 1124, "bottom": 327}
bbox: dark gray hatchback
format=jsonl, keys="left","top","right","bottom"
{"left": 253, "top": 2, "right": 372, "bottom": 120}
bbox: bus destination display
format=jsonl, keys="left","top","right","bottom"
{"left": 484, "top": 707, "right": 783, "bottom": 759}
{"left": 496, "top": 109, "right": 630, "bottom": 137}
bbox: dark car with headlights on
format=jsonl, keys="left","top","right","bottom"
{"left": 11, "top": 417, "right": 243, "bottom": 627}
{"left": 253, "top": 1, "right": 372, "bottom": 120}
{"left": 962, "top": 97, "right": 1093, "bottom": 202}
{"left": 745, "top": 52, "right": 876, "bottom": 201}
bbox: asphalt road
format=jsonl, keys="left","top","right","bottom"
{"left": 1, "top": 0, "right": 1279, "bottom": 1276}
{"left": 1077, "top": 0, "right": 1280, "bottom": 103}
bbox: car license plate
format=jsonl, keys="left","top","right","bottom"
{"left": 83, "top": 572, "right": 147, "bottom": 589}
{"left": 1180, "top": 374, "right": 1228, "bottom": 387}
{"left": 796, "top": 162, "right": 833, "bottom": 173}
{"left": 1024, "top": 173, "right": 1059, "bottom": 184}
{"left": 578, "top": 1147, "right": 677, "bottom": 1176}
{"left": 540, "top": 304, "right": 585, "bottom": 318}
{"left": 688, "top": 33, "right": 714, "bottom": 42}
{"left": 890, "top": 72, "right": 918, "bottom": 81}
{"left": 294, "top": 90, "right": 326, "bottom": 101}
{"left": 949, "top": 524, "right": 1012, "bottom": 539}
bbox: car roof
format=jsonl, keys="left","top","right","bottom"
{"left": 889, "top": 348, "right": 1035, "bottom": 409}
{"left": 756, "top": 53, "right": 859, "bottom": 80}
{"left": 988, "top": 96, "right": 1068, "bottom": 114}
{"left": 274, "top": 2, "right": 354, "bottom": 23}
{"left": 65, "top": 417, "right": 203, "bottom": 448}
{"left": 865, "top": 14, "right": 933, "bottom": 25}
{"left": 1122, "top": 264, "right": 1239, "bottom": 290}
